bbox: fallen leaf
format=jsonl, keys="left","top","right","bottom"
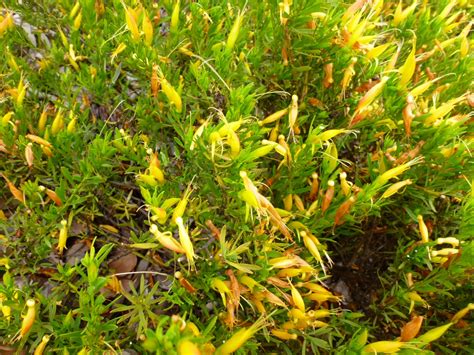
{"left": 109, "top": 253, "right": 137, "bottom": 274}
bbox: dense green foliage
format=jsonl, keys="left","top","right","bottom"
{"left": 0, "top": 0, "right": 473, "bottom": 353}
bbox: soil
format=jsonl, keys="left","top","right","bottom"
{"left": 328, "top": 219, "right": 398, "bottom": 312}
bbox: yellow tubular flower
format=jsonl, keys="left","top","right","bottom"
{"left": 451, "top": 303, "right": 474, "bottom": 323}
{"left": 172, "top": 184, "right": 193, "bottom": 223}
{"left": 57, "top": 220, "right": 68, "bottom": 254}
{"left": 381, "top": 179, "right": 412, "bottom": 199}
{"left": 271, "top": 329, "right": 297, "bottom": 340}
{"left": 367, "top": 43, "right": 392, "bottom": 60}
{"left": 69, "top": 2, "right": 80, "bottom": 19}
{"left": 259, "top": 108, "right": 288, "bottom": 126}
{"left": 416, "top": 322, "right": 453, "bottom": 343}
{"left": 226, "top": 9, "right": 244, "bottom": 50}
{"left": 150, "top": 224, "right": 185, "bottom": 253}
{"left": 217, "top": 317, "right": 266, "bottom": 355}
{"left": 417, "top": 215, "right": 429, "bottom": 243}
{"left": 211, "top": 278, "right": 231, "bottom": 305}
{"left": 373, "top": 157, "right": 423, "bottom": 188}
{"left": 125, "top": 6, "right": 140, "bottom": 41}
{"left": 171, "top": 0, "right": 180, "bottom": 32}
{"left": 362, "top": 340, "right": 404, "bottom": 353}
{"left": 73, "top": 11, "right": 82, "bottom": 30}
{"left": 175, "top": 217, "right": 195, "bottom": 269}
{"left": 393, "top": 1, "right": 417, "bottom": 26}
{"left": 1, "top": 112, "right": 13, "bottom": 126}
{"left": 51, "top": 110, "right": 65, "bottom": 135}
{"left": 399, "top": 39, "right": 416, "bottom": 88}
{"left": 161, "top": 77, "right": 183, "bottom": 113}
{"left": 142, "top": 12, "right": 153, "bottom": 46}
{"left": 290, "top": 283, "right": 305, "bottom": 312}
{"left": 34, "top": 335, "right": 51, "bottom": 355}
{"left": 177, "top": 340, "right": 200, "bottom": 355}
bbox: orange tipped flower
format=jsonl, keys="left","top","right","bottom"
{"left": 1, "top": 174, "right": 24, "bottom": 204}
{"left": 334, "top": 196, "right": 356, "bottom": 225}
{"left": 226, "top": 269, "right": 241, "bottom": 308}
{"left": 354, "top": 76, "right": 389, "bottom": 115}
{"left": 26, "top": 134, "right": 52, "bottom": 148}
{"left": 309, "top": 173, "right": 319, "bottom": 201}
{"left": 25, "top": 143, "right": 34, "bottom": 168}
{"left": 409, "top": 78, "right": 438, "bottom": 98}
{"left": 323, "top": 63, "right": 334, "bottom": 88}
{"left": 298, "top": 281, "right": 332, "bottom": 294}
{"left": 301, "top": 231, "right": 329, "bottom": 274}
{"left": 321, "top": 180, "right": 335, "bottom": 213}
{"left": 95, "top": 0, "right": 105, "bottom": 17}
{"left": 340, "top": 57, "right": 357, "bottom": 99}
{"left": 283, "top": 194, "right": 293, "bottom": 211}
{"left": 400, "top": 315, "right": 423, "bottom": 341}
{"left": 240, "top": 171, "right": 292, "bottom": 240}
{"left": 148, "top": 152, "right": 165, "bottom": 184}
{"left": 19, "top": 299, "right": 36, "bottom": 339}
{"left": 288, "top": 95, "right": 299, "bottom": 136}
{"left": 403, "top": 95, "right": 416, "bottom": 136}
{"left": 151, "top": 64, "right": 160, "bottom": 97}
{"left": 293, "top": 194, "right": 305, "bottom": 212}
{"left": 342, "top": 0, "right": 366, "bottom": 23}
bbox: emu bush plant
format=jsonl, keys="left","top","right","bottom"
{"left": 0, "top": 0, "right": 473, "bottom": 353}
